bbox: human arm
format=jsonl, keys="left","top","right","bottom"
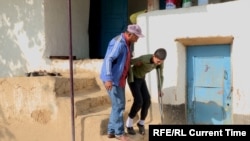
{"left": 131, "top": 53, "right": 156, "bottom": 65}
{"left": 127, "top": 57, "right": 143, "bottom": 83}
{"left": 130, "top": 54, "right": 155, "bottom": 79}
{"left": 102, "top": 35, "right": 124, "bottom": 88}
{"left": 130, "top": 56, "right": 143, "bottom": 66}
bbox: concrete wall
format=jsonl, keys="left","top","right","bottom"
{"left": 44, "top": 0, "right": 89, "bottom": 59}
{"left": 135, "top": 0, "right": 250, "bottom": 123}
{"left": 0, "top": 0, "right": 89, "bottom": 77}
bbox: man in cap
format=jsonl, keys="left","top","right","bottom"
{"left": 100, "top": 24, "right": 144, "bottom": 141}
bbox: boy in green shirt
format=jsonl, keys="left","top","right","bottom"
{"left": 126, "top": 48, "right": 167, "bottom": 135}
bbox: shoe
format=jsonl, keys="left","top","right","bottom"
{"left": 107, "top": 133, "right": 115, "bottom": 138}
{"left": 126, "top": 127, "right": 136, "bottom": 135}
{"left": 137, "top": 123, "right": 145, "bottom": 135}
{"left": 115, "top": 134, "right": 130, "bottom": 141}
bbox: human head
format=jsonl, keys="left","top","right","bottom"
{"left": 125, "top": 24, "right": 144, "bottom": 44}
{"left": 153, "top": 48, "right": 167, "bottom": 65}
{"left": 127, "top": 24, "right": 144, "bottom": 38}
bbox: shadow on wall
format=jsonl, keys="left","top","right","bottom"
{"left": 162, "top": 86, "right": 186, "bottom": 124}
{"left": 151, "top": 86, "right": 187, "bottom": 124}
{"left": 163, "top": 101, "right": 226, "bottom": 125}
{"left": 159, "top": 86, "right": 228, "bottom": 124}
{"left": 192, "top": 101, "right": 226, "bottom": 124}
{"left": 150, "top": 87, "right": 186, "bottom": 124}
{"left": 81, "top": 113, "right": 110, "bottom": 141}
{"left": 163, "top": 104, "right": 186, "bottom": 124}
{"left": 0, "top": 1, "right": 44, "bottom": 77}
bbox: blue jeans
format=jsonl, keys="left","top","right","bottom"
{"left": 107, "top": 85, "right": 126, "bottom": 136}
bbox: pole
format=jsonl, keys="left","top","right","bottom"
{"left": 67, "top": 0, "right": 75, "bottom": 141}
{"left": 157, "top": 68, "right": 164, "bottom": 124}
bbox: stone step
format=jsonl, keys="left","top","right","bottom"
{"left": 56, "top": 88, "right": 110, "bottom": 116}
{"left": 54, "top": 74, "right": 153, "bottom": 141}
{"left": 74, "top": 92, "right": 151, "bottom": 141}
{"left": 74, "top": 89, "right": 111, "bottom": 116}
{"left": 74, "top": 105, "right": 111, "bottom": 141}
{"left": 55, "top": 75, "right": 99, "bottom": 97}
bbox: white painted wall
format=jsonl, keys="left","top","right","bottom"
{"left": 136, "top": 0, "right": 250, "bottom": 115}
{"left": 0, "top": 0, "right": 45, "bottom": 77}
{"left": 1, "top": 0, "right": 249, "bottom": 116}
{"left": 0, "top": 0, "right": 89, "bottom": 77}
{"left": 44, "top": 0, "right": 89, "bottom": 59}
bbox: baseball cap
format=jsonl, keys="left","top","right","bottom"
{"left": 127, "top": 24, "right": 144, "bottom": 38}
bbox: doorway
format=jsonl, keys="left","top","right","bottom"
{"left": 186, "top": 44, "right": 232, "bottom": 124}
{"left": 88, "top": 0, "right": 127, "bottom": 58}
{"left": 88, "top": 0, "right": 147, "bottom": 59}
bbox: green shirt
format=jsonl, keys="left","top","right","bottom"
{"left": 128, "top": 54, "right": 164, "bottom": 89}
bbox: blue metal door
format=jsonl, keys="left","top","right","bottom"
{"left": 187, "top": 45, "right": 232, "bottom": 124}
{"left": 100, "top": 0, "right": 128, "bottom": 58}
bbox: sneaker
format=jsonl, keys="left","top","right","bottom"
{"left": 126, "top": 127, "right": 136, "bottom": 135}
{"left": 107, "top": 133, "right": 115, "bottom": 138}
{"left": 137, "top": 123, "right": 145, "bottom": 135}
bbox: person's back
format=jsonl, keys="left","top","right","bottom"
{"left": 100, "top": 34, "right": 128, "bottom": 86}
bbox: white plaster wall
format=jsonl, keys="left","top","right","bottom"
{"left": 44, "top": 0, "right": 89, "bottom": 59}
{"left": 136, "top": 0, "right": 250, "bottom": 115}
{"left": 0, "top": 0, "right": 45, "bottom": 77}
{"left": 0, "top": 0, "right": 89, "bottom": 77}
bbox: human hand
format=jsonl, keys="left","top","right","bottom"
{"left": 105, "top": 81, "right": 112, "bottom": 91}
{"left": 134, "top": 61, "right": 142, "bottom": 66}
{"left": 158, "top": 91, "right": 164, "bottom": 97}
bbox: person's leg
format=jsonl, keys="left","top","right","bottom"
{"left": 107, "top": 86, "right": 126, "bottom": 136}
{"left": 137, "top": 79, "right": 151, "bottom": 135}
{"left": 126, "top": 78, "right": 144, "bottom": 135}
{"left": 107, "top": 88, "right": 115, "bottom": 136}
{"left": 127, "top": 78, "right": 144, "bottom": 119}
{"left": 140, "top": 79, "right": 151, "bottom": 121}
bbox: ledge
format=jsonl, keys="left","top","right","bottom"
{"left": 175, "top": 36, "right": 234, "bottom": 46}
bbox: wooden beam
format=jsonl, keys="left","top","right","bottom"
{"left": 175, "top": 36, "right": 234, "bottom": 46}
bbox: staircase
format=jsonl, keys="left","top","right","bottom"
{"left": 0, "top": 59, "right": 154, "bottom": 141}
{"left": 54, "top": 73, "right": 150, "bottom": 141}
{"left": 56, "top": 74, "right": 113, "bottom": 141}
